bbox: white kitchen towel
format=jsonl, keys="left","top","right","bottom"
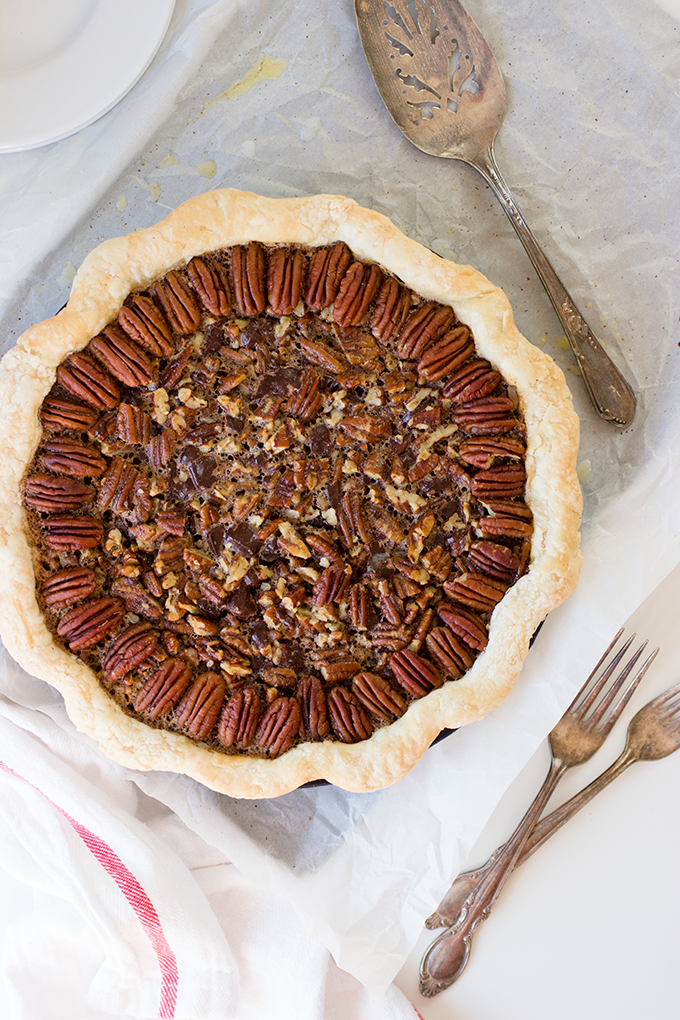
{"left": 0, "top": 696, "right": 421, "bottom": 1020}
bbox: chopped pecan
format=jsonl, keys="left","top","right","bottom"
{"left": 304, "top": 242, "right": 353, "bottom": 310}
{"left": 298, "top": 336, "right": 347, "bottom": 373}
{"left": 443, "top": 572, "right": 509, "bottom": 612}
{"left": 450, "top": 396, "right": 517, "bottom": 435}
{"left": 334, "top": 326, "right": 380, "bottom": 365}
{"left": 255, "top": 696, "right": 301, "bottom": 756}
{"left": 231, "top": 243, "right": 266, "bottom": 316}
{"left": 110, "top": 577, "right": 164, "bottom": 620}
{"left": 420, "top": 545, "right": 453, "bottom": 581}
{"left": 370, "top": 623, "right": 412, "bottom": 651}
{"left": 154, "top": 534, "right": 189, "bottom": 575}
{"left": 147, "top": 429, "right": 177, "bottom": 470}
{"left": 56, "top": 352, "right": 121, "bottom": 410}
{"left": 389, "top": 648, "right": 442, "bottom": 698}
{"left": 41, "top": 438, "right": 107, "bottom": 478}
{"left": 333, "top": 262, "right": 382, "bottom": 327}
{"left": 425, "top": 626, "right": 474, "bottom": 676}
{"left": 299, "top": 676, "right": 330, "bottom": 740}
{"left": 40, "top": 394, "right": 100, "bottom": 433}
{"left": 42, "top": 567, "right": 97, "bottom": 608}
{"left": 267, "top": 247, "right": 305, "bottom": 315}
{"left": 219, "top": 688, "right": 262, "bottom": 748}
{"left": 417, "top": 325, "right": 474, "bottom": 381}
{"left": 24, "top": 474, "right": 93, "bottom": 511}
{"left": 352, "top": 671, "right": 407, "bottom": 721}
{"left": 56, "top": 597, "right": 125, "bottom": 651}
{"left": 370, "top": 506, "right": 404, "bottom": 545}
{"left": 134, "top": 658, "right": 193, "bottom": 719}
{"left": 102, "top": 621, "right": 158, "bottom": 682}
{"left": 155, "top": 510, "right": 186, "bottom": 536}
{"left": 458, "top": 436, "right": 526, "bottom": 469}
{"left": 97, "top": 458, "right": 139, "bottom": 512}
{"left": 312, "top": 566, "right": 352, "bottom": 606}
{"left": 338, "top": 412, "right": 392, "bottom": 443}
{"left": 468, "top": 540, "right": 520, "bottom": 581}
{"left": 173, "top": 671, "right": 226, "bottom": 739}
{"left": 470, "top": 463, "right": 527, "bottom": 500}
{"left": 310, "top": 648, "right": 361, "bottom": 682}
{"left": 395, "top": 303, "right": 455, "bottom": 360}
{"left": 277, "top": 521, "right": 311, "bottom": 560}
{"left": 187, "top": 256, "right": 232, "bottom": 317}
{"left": 89, "top": 325, "right": 155, "bottom": 387}
{"left": 116, "top": 404, "right": 152, "bottom": 445}
{"left": 261, "top": 667, "right": 298, "bottom": 689}
{"left": 118, "top": 294, "right": 173, "bottom": 357}
{"left": 152, "top": 270, "right": 201, "bottom": 335}
{"left": 443, "top": 359, "right": 502, "bottom": 402}
{"left": 43, "top": 514, "right": 103, "bottom": 550}
{"left": 437, "top": 602, "right": 488, "bottom": 650}
{"left": 371, "top": 277, "right": 412, "bottom": 342}
{"left": 305, "top": 533, "right": 345, "bottom": 568}
{"left": 327, "top": 686, "right": 373, "bottom": 743}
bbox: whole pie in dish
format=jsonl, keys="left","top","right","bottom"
{"left": 0, "top": 190, "right": 582, "bottom": 798}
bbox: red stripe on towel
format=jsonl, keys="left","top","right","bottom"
{"left": 0, "top": 760, "right": 178, "bottom": 1018}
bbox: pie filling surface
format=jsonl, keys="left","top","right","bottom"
{"left": 0, "top": 191, "right": 582, "bottom": 796}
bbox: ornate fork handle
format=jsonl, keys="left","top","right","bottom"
{"left": 419, "top": 755, "right": 567, "bottom": 996}
{"left": 469, "top": 145, "right": 636, "bottom": 428}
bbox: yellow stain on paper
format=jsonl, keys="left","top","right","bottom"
{"left": 117, "top": 194, "right": 128, "bottom": 212}
{"left": 208, "top": 55, "right": 288, "bottom": 105}
{"left": 197, "top": 159, "right": 217, "bottom": 179}
{"left": 158, "top": 153, "right": 179, "bottom": 168}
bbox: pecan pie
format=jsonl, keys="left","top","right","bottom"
{"left": 0, "top": 191, "right": 582, "bottom": 798}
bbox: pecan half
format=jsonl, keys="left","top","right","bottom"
{"left": 417, "top": 325, "right": 474, "bottom": 381}
{"left": 56, "top": 352, "right": 121, "bottom": 409}
{"left": 458, "top": 436, "right": 526, "bottom": 469}
{"left": 470, "top": 463, "right": 527, "bottom": 499}
{"left": 425, "top": 626, "right": 474, "bottom": 676}
{"left": 327, "top": 686, "right": 373, "bottom": 743}
{"left": 437, "top": 602, "right": 488, "bottom": 650}
{"left": 267, "top": 247, "right": 305, "bottom": 315}
{"left": 98, "top": 457, "right": 139, "bottom": 512}
{"left": 256, "top": 696, "right": 301, "bottom": 756}
{"left": 173, "top": 671, "right": 226, "bottom": 739}
{"left": 43, "top": 514, "right": 103, "bottom": 550}
{"left": 468, "top": 540, "right": 520, "bottom": 581}
{"left": 89, "top": 325, "right": 155, "bottom": 387}
{"left": 333, "top": 262, "right": 381, "bottom": 327}
{"left": 338, "top": 412, "right": 392, "bottom": 443}
{"left": 288, "top": 368, "right": 322, "bottom": 422}
{"left": 219, "top": 688, "right": 262, "bottom": 748}
{"left": 312, "top": 566, "right": 351, "bottom": 606}
{"left": 371, "top": 277, "right": 412, "bottom": 342}
{"left": 110, "top": 577, "right": 163, "bottom": 620}
{"left": 231, "top": 242, "right": 266, "bottom": 316}
{"left": 395, "top": 303, "right": 455, "bottom": 360}
{"left": 134, "top": 658, "right": 193, "bottom": 719}
{"left": 56, "top": 597, "right": 125, "bottom": 651}
{"left": 352, "top": 671, "right": 407, "bottom": 721}
{"left": 118, "top": 294, "right": 173, "bottom": 357}
{"left": 117, "top": 403, "right": 152, "bottom": 445}
{"left": 443, "top": 572, "right": 509, "bottom": 612}
{"left": 152, "top": 270, "right": 202, "bottom": 335}
{"left": 349, "top": 583, "right": 371, "bottom": 630}
{"left": 298, "top": 336, "right": 347, "bottom": 373}
{"left": 304, "top": 242, "right": 352, "bottom": 310}
{"left": 299, "top": 675, "right": 330, "bottom": 740}
{"left": 24, "top": 474, "right": 93, "bottom": 511}
{"left": 40, "top": 394, "right": 100, "bottom": 433}
{"left": 41, "top": 438, "right": 107, "bottom": 478}
{"left": 477, "top": 514, "right": 533, "bottom": 540}
{"left": 42, "top": 567, "right": 97, "bottom": 608}
{"left": 187, "top": 256, "right": 232, "bottom": 317}
{"left": 336, "top": 491, "right": 371, "bottom": 547}
{"left": 443, "top": 359, "right": 502, "bottom": 402}
{"left": 451, "top": 396, "right": 517, "bottom": 435}
{"left": 310, "top": 648, "right": 362, "bottom": 682}
{"left": 389, "top": 648, "right": 442, "bottom": 698}
{"left": 102, "top": 621, "right": 158, "bottom": 682}
{"left": 147, "top": 429, "right": 178, "bottom": 470}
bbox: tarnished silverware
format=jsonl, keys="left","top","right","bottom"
{"left": 418, "top": 629, "right": 658, "bottom": 996}
{"left": 426, "top": 669, "right": 679, "bottom": 931}
{"left": 354, "top": 0, "right": 636, "bottom": 427}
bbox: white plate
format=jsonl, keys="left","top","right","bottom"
{"left": 0, "top": 0, "right": 176, "bottom": 153}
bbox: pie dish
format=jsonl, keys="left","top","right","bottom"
{"left": 0, "top": 190, "right": 582, "bottom": 798}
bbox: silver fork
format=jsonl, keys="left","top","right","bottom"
{"left": 419, "top": 629, "right": 659, "bottom": 997}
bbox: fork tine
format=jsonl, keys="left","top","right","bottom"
{"left": 568, "top": 628, "right": 631, "bottom": 716}
{"left": 591, "top": 645, "right": 660, "bottom": 734}
{"left": 588, "top": 641, "right": 649, "bottom": 723}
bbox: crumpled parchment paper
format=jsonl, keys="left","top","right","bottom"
{"left": 0, "top": 0, "right": 678, "bottom": 995}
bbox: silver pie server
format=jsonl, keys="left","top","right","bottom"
{"left": 354, "top": 0, "right": 636, "bottom": 427}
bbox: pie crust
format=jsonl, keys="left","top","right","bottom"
{"left": 0, "top": 190, "right": 582, "bottom": 798}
